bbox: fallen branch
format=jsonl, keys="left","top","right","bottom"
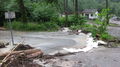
{"left": 0, "top": 43, "right": 43, "bottom": 67}
{"left": 0, "top": 49, "right": 43, "bottom": 60}
{"left": 1, "top": 44, "right": 21, "bottom": 67}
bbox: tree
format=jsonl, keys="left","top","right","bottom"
{"left": 64, "top": 0, "right": 68, "bottom": 26}
{"left": 74, "top": 0, "right": 78, "bottom": 17}
{"left": 106, "top": 0, "right": 109, "bottom": 24}
{"left": 17, "top": 0, "right": 28, "bottom": 22}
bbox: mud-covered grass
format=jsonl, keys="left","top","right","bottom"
{"left": 116, "top": 44, "right": 120, "bottom": 46}
{"left": 109, "top": 23, "right": 120, "bottom": 27}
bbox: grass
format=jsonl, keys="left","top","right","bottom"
{"left": 4, "top": 21, "right": 60, "bottom": 31}
{"left": 100, "top": 33, "right": 115, "bottom": 41}
{"left": 109, "top": 23, "right": 120, "bottom": 27}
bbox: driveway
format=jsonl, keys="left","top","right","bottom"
{"left": 108, "top": 18, "right": 120, "bottom": 39}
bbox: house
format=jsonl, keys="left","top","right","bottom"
{"left": 59, "top": 9, "right": 98, "bottom": 20}
{"left": 59, "top": 12, "right": 73, "bottom": 17}
{"left": 82, "top": 9, "right": 98, "bottom": 19}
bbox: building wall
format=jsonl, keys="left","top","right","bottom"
{"left": 89, "top": 11, "right": 98, "bottom": 19}
{"left": 59, "top": 11, "right": 99, "bottom": 20}
{"left": 83, "top": 11, "right": 98, "bottom": 19}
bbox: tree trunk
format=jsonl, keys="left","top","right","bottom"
{"left": 106, "top": 0, "right": 109, "bottom": 24}
{"left": 17, "top": 0, "right": 28, "bottom": 22}
{"left": 73, "top": 0, "right": 74, "bottom": 7}
{"left": 74, "top": 0, "right": 78, "bottom": 18}
{"left": 64, "top": 0, "right": 68, "bottom": 27}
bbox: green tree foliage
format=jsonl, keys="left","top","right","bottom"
{"left": 17, "top": 0, "right": 28, "bottom": 22}
{"left": 0, "top": 0, "right": 120, "bottom": 22}
{"left": 28, "top": 2, "right": 58, "bottom": 22}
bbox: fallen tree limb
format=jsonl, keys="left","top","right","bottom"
{"left": 0, "top": 44, "right": 43, "bottom": 67}
{"left": 0, "top": 49, "right": 43, "bottom": 60}
{"left": 1, "top": 51, "right": 43, "bottom": 67}
{"left": 1, "top": 44, "right": 21, "bottom": 67}
{"left": 2, "top": 44, "right": 21, "bottom": 62}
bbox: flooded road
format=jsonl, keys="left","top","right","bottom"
{"left": 0, "top": 31, "right": 87, "bottom": 54}
{"left": 1, "top": 20, "right": 120, "bottom": 67}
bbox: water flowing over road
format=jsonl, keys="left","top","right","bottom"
{"left": 1, "top": 31, "right": 120, "bottom": 67}
{"left": 0, "top": 31, "right": 87, "bottom": 54}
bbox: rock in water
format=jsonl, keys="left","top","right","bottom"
{"left": 0, "top": 43, "right": 5, "bottom": 48}
{"left": 0, "top": 42, "right": 9, "bottom": 48}
{"left": 14, "top": 44, "right": 33, "bottom": 51}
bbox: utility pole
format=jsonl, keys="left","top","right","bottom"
{"left": 5, "top": 11, "right": 15, "bottom": 45}
{"left": 106, "top": 0, "right": 109, "bottom": 24}
{"left": 8, "top": 17, "right": 14, "bottom": 45}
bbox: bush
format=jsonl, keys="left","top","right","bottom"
{"left": 69, "top": 22, "right": 114, "bottom": 41}
{"left": 100, "top": 33, "right": 114, "bottom": 41}
{"left": 70, "top": 25, "right": 83, "bottom": 30}
{"left": 39, "top": 22, "right": 60, "bottom": 31}
{"left": 68, "top": 15, "right": 87, "bottom": 26}
{"left": 4, "top": 21, "right": 26, "bottom": 31}
{"left": 56, "top": 17, "right": 67, "bottom": 27}
{"left": 56, "top": 15, "right": 87, "bottom": 27}
{"left": 5, "top": 21, "right": 59, "bottom": 31}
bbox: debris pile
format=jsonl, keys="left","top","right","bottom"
{"left": 0, "top": 44, "right": 43, "bottom": 67}
{"left": 33, "top": 52, "right": 76, "bottom": 67}
{"left": 0, "top": 42, "right": 9, "bottom": 48}
{"left": 106, "top": 39, "right": 120, "bottom": 48}
{"left": 1, "top": 52, "right": 42, "bottom": 67}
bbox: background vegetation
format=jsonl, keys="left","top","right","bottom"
{"left": 0, "top": 0, "right": 120, "bottom": 22}
{"left": 0, "top": 0, "right": 118, "bottom": 40}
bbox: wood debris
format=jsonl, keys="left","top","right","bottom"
{"left": 0, "top": 44, "right": 43, "bottom": 67}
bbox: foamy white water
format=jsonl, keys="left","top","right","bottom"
{"left": 63, "top": 33, "right": 107, "bottom": 52}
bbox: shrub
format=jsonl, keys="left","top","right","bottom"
{"left": 56, "top": 17, "right": 66, "bottom": 27}
{"left": 40, "top": 22, "right": 60, "bottom": 31}
{"left": 5, "top": 21, "right": 26, "bottom": 31}
{"left": 100, "top": 33, "right": 114, "bottom": 41}
{"left": 70, "top": 25, "right": 83, "bottom": 30}
{"left": 68, "top": 15, "right": 87, "bottom": 26}
{"left": 5, "top": 21, "right": 59, "bottom": 31}
{"left": 87, "top": 9, "right": 112, "bottom": 40}
{"left": 56, "top": 15, "right": 87, "bottom": 27}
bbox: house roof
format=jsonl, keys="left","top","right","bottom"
{"left": 60, "top": 9, "right": 98, "bottom": 15}
{"left": 82, "top": 9, "right": 97, "bottom": 14}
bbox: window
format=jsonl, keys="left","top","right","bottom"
{"left": 91, "top": 14, "right": 93, "bottom": 16}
